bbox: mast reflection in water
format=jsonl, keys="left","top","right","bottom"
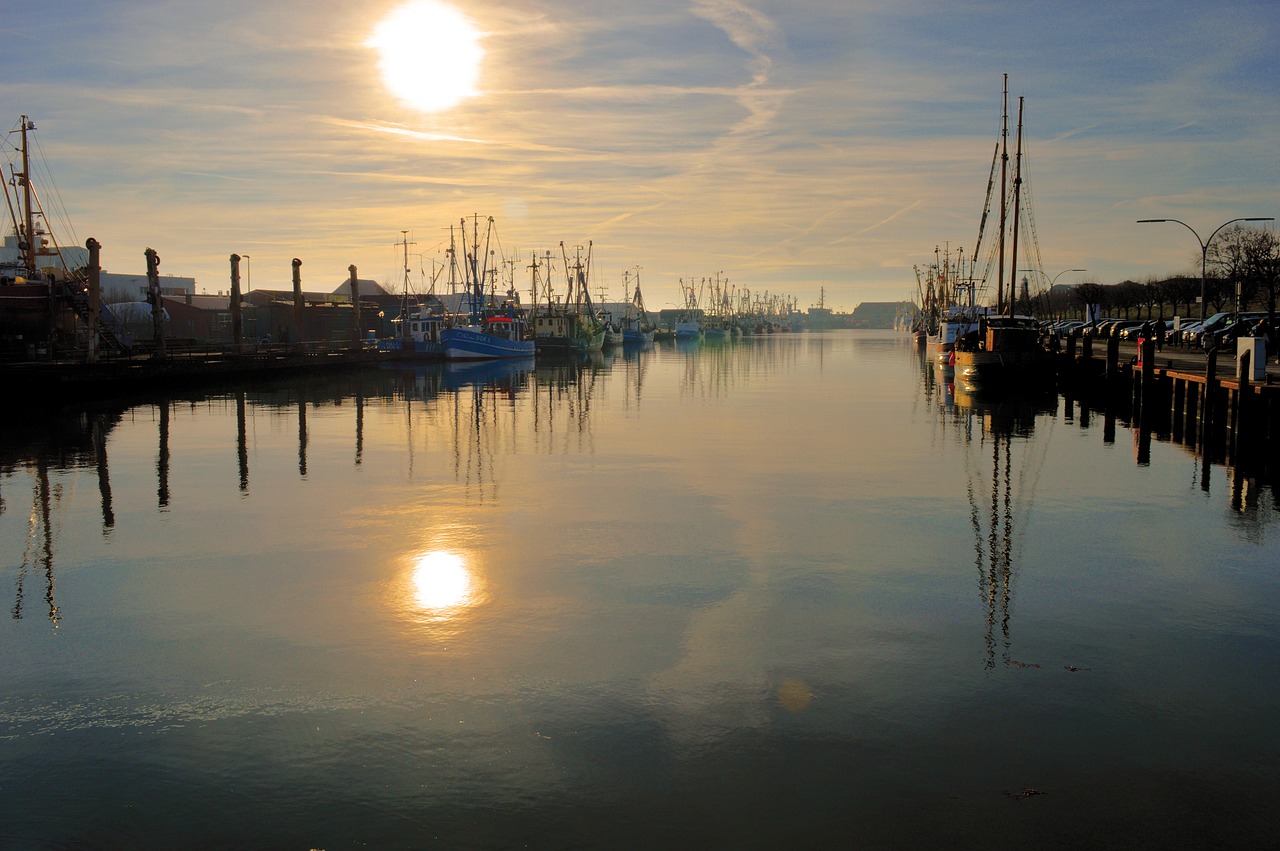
{"left": 950, "top": 383, "right": 1054, "bottom": 669}
{"left": 3, "top": 333, "right": 1280, "bottom": 849}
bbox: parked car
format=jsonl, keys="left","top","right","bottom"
{"left": 1184, "top": 312, "right": 1231, "bottom": 348}
{"left": 1178, "top": 319, "right": 1206, "bottom": 347}
{"left": 1117, "top": 321, "right": 1151, "bottom": 340}
{"left": 1085, "top": 318, "right": 1121, "bottom": 338}
{"left": 1205, "top": 312, "right": 1268, "bottom": 351}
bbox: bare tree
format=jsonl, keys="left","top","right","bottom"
{"left": 1074, "top": 282, "right": 1107, "bottom": 319}
{"left": 1113, "top": 280, "right": 1144, "bottom": 318}
{"left": 1207, "top": 224, "right": 1257, "bottom": 312}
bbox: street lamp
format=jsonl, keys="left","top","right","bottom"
{"left": 1136, "top": 217, "right": 1274, "bottom": 322}
{"left": 1021, "top": 267, "right": 1085, "bottom": 318}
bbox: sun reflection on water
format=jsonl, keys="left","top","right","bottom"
{"left": 406, "top": 550, "right": 485, "bottom": 621}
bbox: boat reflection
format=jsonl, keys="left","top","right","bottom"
{"left": 949, "top": 384, "right": 1056, "bottom": 669}
{"left": 442, "top": 357, "right": 535, "bottom": 392}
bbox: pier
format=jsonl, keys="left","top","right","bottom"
{"left": 3, "top": 342, "right": 383, "bottom": 402}
{"left": 1055, "top": 334, "right": 1280, "bottom": 488}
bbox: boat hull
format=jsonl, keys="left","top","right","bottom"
{"left": 536, "top": 329, "right": 606, "bottom": 353}
{"left": 675, "top": 321, "right": 702, "bottom": 339}
{"left": 441, "top": 327, "right": 536, "bottom": 360}
{"left": 622, "top": 329, "right": 655, "bottom": 345}
{"left": 953, "top": 348, "right": 1051, "bottom": 388}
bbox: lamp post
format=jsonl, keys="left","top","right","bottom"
{"left": 1136, "top": 217, "right": 1274, "bottom": 322}
{"left": 1021, "top": 267, "right": 1085, "bottom": 319}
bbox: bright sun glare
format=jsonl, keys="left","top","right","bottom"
{"left": 368, "top": 0, "right": 483, "bottom": 113}
{"left": 411, "top": 551, "right": 475, "bottom": 611}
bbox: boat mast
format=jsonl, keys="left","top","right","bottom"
{"left": 398, "top": 230, "right": 415, "bottom": 339}
{"left": 996, "top": 74, "right": 1009, "bottom": 317}
{"left": 1008, "top": 96, "right": 1025, "bottom": 317}
{"left": 20, "top": 116, "right": 37, "bottom": 273}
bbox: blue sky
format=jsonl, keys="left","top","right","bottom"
{"left": 3, "top": 0, "right": 1277, "bottom": 310}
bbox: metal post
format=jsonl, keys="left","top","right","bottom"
{"left": 1137, "top": 217, "right": 1274, "bottom": 322}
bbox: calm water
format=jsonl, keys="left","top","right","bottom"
{"left": 3, "top": 331, "right": 1279, "bottom": 849}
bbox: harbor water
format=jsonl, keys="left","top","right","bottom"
{"left": 3, "top": 331, "right": 1278, "bottom": 848}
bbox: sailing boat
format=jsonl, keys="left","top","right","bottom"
{"left": 620, "top": 268, "right": 656, "bottom": 344}
{"left": 953, "top": 76, "right": 1050, "bottom": 389}
{"left": 439, "top": 216, "right": 535, "bottom": 360}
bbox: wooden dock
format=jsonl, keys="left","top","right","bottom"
{"left": 3, "top": 342, "right": 386, "bottom": 402}
{"left": 1056, "top": 335, "right": 1280, "bottom": 487}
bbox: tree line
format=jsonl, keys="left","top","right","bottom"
{"left": 1032, "top": 225, "right": 1279, "bottom": 321}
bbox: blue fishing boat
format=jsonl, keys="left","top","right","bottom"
{"left": 440, "top": 216, "right": 536, "bottom": 361}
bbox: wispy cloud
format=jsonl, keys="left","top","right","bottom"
{"left": 1, "top": 0, "right": 1275, "bottom": 307}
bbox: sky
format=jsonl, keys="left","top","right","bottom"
{"left": 3, "top": 0, "right": 1277, "bottom": 312}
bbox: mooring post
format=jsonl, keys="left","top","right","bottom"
{"left": 348, "top": 265, "right": 362, "bottom": 344}
{"left": 292, "top": 258, "right": 304, "bottom": 349}
{"left": 1172, "top": 377, "right": 1186, "bottom": 444}
{"left": 1105, "top": 333, "right": 1120, "bottom": 381}
{"left": 230, "top": 254, "right": 244, "bottom": 351}
{"left": 1230, "top": 350, "right": 1253, "bottom": 464}
{"left": 86, "top": 238, "right": 101, "bottom": 364}
{"left": 145, "top": 248, "right": 166, "bottom": 358}
{"left": 1136, "top": 336, "right": 1156, "bottom": 424}
{"left": 1187, "top": 380, "right": 1200, "bottom": 448}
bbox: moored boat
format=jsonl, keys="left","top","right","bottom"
{"left": 952, "top": 75, "right": 1052, "bottom": 390}
{"left": 621, "top": 269, "right": 656, "bottom": 345}
{"left": 953, "top": 315, "right": 1050, "bottom": 388}
{"left": 530, "top": 242, "right": 605, "bottom": 353}
{"left": 442, "top": 314, "right": 534, "bottom": 360}
{"left": 441, "top": 216, "right": 535, "bottom": 360}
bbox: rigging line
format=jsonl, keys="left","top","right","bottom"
{"left": 973, "top": 141, "right": 1000, "bottom": 264}
{"left": 29, "top": 132, "right": 79, "bottom": 253}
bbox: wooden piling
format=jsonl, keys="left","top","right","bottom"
{"left": 348, "top": 265, "right": 362, "bottom": 343}
{"left": 86, "top": 238, "right": 101, "bottom": 364}
{"left": 229, "top": 254, "right": 244, "bottom": 351}
{"left": 292, "top": 258, "right": 304, "bottom": 347}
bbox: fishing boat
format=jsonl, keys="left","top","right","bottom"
{"left": 530, "top": 242, "right": 605, "bottom": 353}
{"left": 439, "top": 216, "right": 535, "bottom": 360}
{"left": 953, "top": 76, "right": 1052, "bottom": 389}
{"left": 379, "top": 232, "right": 447, "bottom": 358}
{"left": 600, "top": 312, "right": 624, "bottom": 347}
{"left": 674, "top": 277, "right": 703, "bottom": 339}
{"left": 620, "top": 268, "right": 656, "bottom": 344}
{"left": 2, "top": 115, "right": 134, "bottom": 360}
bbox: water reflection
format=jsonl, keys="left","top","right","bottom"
{"left": 949, "top": 385, "right": 1056, "bottom": 669}
{"left": 408, "top": 550, "right": 485, "bottom": 614}
{"left": 11, "top": 461, "right": 60, "bottom": 626}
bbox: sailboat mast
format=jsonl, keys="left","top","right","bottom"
{"left": 996, "top": 74, "right": 1009, "bottom": 316}
{"left": 1008, "top": 96, "right": 1025, "bottom": 317}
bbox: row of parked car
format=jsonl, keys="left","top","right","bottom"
{"left": 1175, "top": 312, "right": 1276, "bottom": 350}
{"left": 1042, "top": 313, "right": 1276, "bottom": 352}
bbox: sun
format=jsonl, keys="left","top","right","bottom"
{"left": 368, "top": 1, "right": 483, "bottom": 113}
